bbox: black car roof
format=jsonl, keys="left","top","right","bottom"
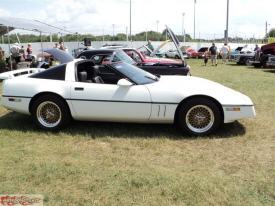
{"left": 77, "top": 49, "right": 118, "bottom": 57}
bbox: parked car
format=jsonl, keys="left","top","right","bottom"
{"left": 228, "top": 52, "right": 255, "bottom": 65}
{"left": 164, "top": 49, "right": 181, "bottom": 59}
{"left": 190, "top": 47, "right": 208, "bottom": 58}
{"left": 0, "top": 55, "right": 256, "bottom": 136}
{"left": 164, "top": 45, "right": 191, "bottom": 59}
{"left": 136, "top": 40, "right": 170, "bottom": 58}
{"left": 266, "top": 55, "right": 275, "bottom": 67}
{"left": 123, "top": 48, "right": 179, "bottom": 64}
{"left": 100, "top": 42, "right": 129, "bottom": 49}
{"left": 229, "top": 46, "right": 253, "bottom": 55}
{"left": 77, "top": 26, "right": 191, "bottom": 81}
{"left": 249, "top": 42, "right": 275, "bottom": 68}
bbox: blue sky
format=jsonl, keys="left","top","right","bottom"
{"left": 0, "top": 0, "right": 274, "bottom": 40}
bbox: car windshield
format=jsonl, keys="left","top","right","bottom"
{"left": 107, "top": 61, "right": 159, "bottom": 85}
{"left": 113, "top": 51, "right": 136, "bottom": 65}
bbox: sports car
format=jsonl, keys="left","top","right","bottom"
{"left": 0, "top": 53, "right": 255, "bottom": 136}
{"left": 77, "top": 26, "right": 191, "bottom": 79}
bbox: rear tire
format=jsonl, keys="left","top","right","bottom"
{"left": 262, "top": 60, "right": 267, "bottom": 68}
{"left": 177, "top": 98, "right": 221, "bottom": 136}
{"left": 31, "top": 94, "right": 71, "bottom": 131}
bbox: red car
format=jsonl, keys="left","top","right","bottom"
{"left": 191, "top": 47, "right": 209, "bottom": 58}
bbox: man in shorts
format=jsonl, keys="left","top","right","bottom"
{"left": 209, "top": 42, "right": 218, "bottom": 66}
{"left": 220, "top": 43, "right": 229, "bottom": 64}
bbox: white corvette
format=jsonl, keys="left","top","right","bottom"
{"left": 0, "top": 56, "right": 255, "bottom": 136}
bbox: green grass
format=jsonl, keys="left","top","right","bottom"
{"left": 0, "top": 59, "right": 274, "bottom": 206}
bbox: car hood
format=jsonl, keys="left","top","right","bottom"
{"left": 42, "top": 48, "right": 74, "bottom": 64}
{"left": 165, "top": 25, "right": 186, "bottom": 63}
{"left": 138, "top": 25, "right": 185, "bottom": 62}
{"left": 150, "top": 40, "right": 170, "bottom": 57}
{"left": 146, "top": 75, "right": 253, "bottom": 105}
{"left": 197, "top": 47, "right": 208, "bottom": 52}
{"left": 261, "top": 42, "right": 275, "bottom": 51}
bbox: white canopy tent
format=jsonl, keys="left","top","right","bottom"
{"left": 0, "top": 16, "right": 76, "bottom": 70}
{"left": 0, "top": 16, "right": 74, "bottom": 36}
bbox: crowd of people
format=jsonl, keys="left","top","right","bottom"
{"left": 1, "top": 40, "right": 263, "bottom": 71}
{"left": 8, "top": 42, "right": 34, "bottom": 64}
{"left": 203, "top": 42, "right": 260, "bottom": 66}
{"left": 4, "top": 41, "right": 67, "bottom": 69}
{"left": 53, "top": 41, "right": 68, "bottom": 52}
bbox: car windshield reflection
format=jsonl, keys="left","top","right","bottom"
{"left": 113, "top": 51, "right": 136, "bottom": 65}
{"left": 107, "top": 62, "right": 159, "bottom": 85}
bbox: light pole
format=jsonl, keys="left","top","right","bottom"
{"left": 130, "top": 0, "right": 132, "bottom": 42}
{"left": 225, "top": 0, "right": 229, "bottom": 44}
{"left": 194, "top": 0, "right": 196, "bottom": 40}
{"left": 182, "top": 13, "right": 185, "bottom": 43}
{"left": 156, "top": 20, "right": 159, "bottom": 33}
{"left": 265, "top": 21, "right": 270, "bottom": 38}
{"left": 112, "top": 24, "right": 115, "bottom": 41}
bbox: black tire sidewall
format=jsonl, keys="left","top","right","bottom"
{"left": 31, "top": 94, "right": 71, "bottom": 131}
{"left": 178, "top": 98, "right": 221, "bottom": 136}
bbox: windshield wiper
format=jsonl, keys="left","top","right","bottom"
{"left": 145, "top": 75, "right": 159, "bottom": 81}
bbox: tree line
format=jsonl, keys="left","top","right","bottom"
{"left": 1, "top": 28, "right": 275, "bottom": 44}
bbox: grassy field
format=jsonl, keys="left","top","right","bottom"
{"left": 0, "top": 59, "right": 274, "bottom": 206}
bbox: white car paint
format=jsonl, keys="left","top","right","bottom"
{"left": 1, "top": 62, "right": 255, "bottom": 126}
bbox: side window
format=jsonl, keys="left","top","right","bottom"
{"left": 90, "top": 55, "right": 111, "bottom": 64}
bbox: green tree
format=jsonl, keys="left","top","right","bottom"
{"left": 267, "top": 28, "right": 275, "bottom": 37}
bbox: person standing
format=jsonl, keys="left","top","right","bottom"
{"left": 209, "top": 42, "right": 218, "bottom": 66}
{"left": 19, "top": 45, "right": 26, "bottom": 61}
{"left": 26, "top": 43, "right": 33, "bottom": 59}
{"left": 0, "top": 47, "right": 4, "bottom": 60}
{"left": 53, "top": 42, "right": 59, "bottom": 49}
{"left": 59, "top": 41, "right": 65, "bottom": 51}
{"left": 10, "top": 42, "right": 20, "bottom": 63}
{"left": 254, "top": 44, "right": 260, "bottom": 51}
{"left": 203, "top": 49, "right": 210, "bottom": 66}
{"left": 220, "top": 43, "right": 229, "bottom": 64}
{"left": 147, "top": 40, "right": 154, "bottom": 54}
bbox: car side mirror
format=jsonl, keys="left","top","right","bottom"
{"left": 117, "top": 79, "right": 133, "bottom": 87}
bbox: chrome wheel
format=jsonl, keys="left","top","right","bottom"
{"left": 186, "top": 105, "right": 214, "bottom": 133}
{"left": 37, "top": 101, "right": 61, "bottom": 128}
{"left": 177, "top": 98, "right": 221, "bottom": 136}
{"left": 31, "top": 94, "right": 71, "bottom": 131}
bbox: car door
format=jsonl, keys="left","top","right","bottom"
{"left": 70, "top": 82, "right": 152, "bottom": 121}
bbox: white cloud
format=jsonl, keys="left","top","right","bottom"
{"left": 0, "top": 0, "right": 274, "bottom": 39}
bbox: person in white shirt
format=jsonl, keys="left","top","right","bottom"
{"left": 220, "top": 43, "right": 229, "bottom": 64}
{"left": 10, "top": 42, "right": 20, "bottom": 63}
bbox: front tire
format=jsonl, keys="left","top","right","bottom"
{"left": 254, "top": 63, "right": 262, "bottom": 68}
{"left": 245, "top": 58, "right": 252, "bottom": 66}
{"left": 31, "top": 95, "right": 71, "bottom": 131}
{"left": 177, "top": 98, "right": 221, "bottom": 136}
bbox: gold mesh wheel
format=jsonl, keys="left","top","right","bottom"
{"left": 185, "top": 105, "right": 214, "bottom": 133}
{"left": 36, "top": 101, "right": 61, "bottom": 128}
